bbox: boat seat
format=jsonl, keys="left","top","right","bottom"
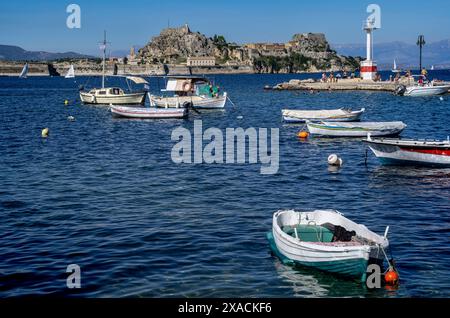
{"left": 282, "top": 225, "right": 334, "bottom": 242}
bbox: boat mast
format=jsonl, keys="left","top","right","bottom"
{"left": 102, "top": 30, "right": 106, "bottom": 89}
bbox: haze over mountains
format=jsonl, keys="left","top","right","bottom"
{"left": 332, "top": 39, "right": 450, "bottom": 69}
{"left": 0, "top": 45, "right": 93, "bottom": 61}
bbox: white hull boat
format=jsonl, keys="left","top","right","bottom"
{"left": 307, "top": 121, "right": 407, "bottom": 137}
{"left": 80, "top": 88, "right": 146, "bottom": 105}
{"left": 79, "top": 32, "right": 147, "bottom": 106}
{"left": 396, "top": 84, "right": 450, "bottom": 97}
{"left": 110, "top": 105, "right": 187, "bottom": 119}
{"left": 149, "top": 93, "right": 227, "bottom": 109}
{"left": 364, "top": 135, "right": 450, "bottom": 167}
{"left": 267, "top": 210, "right": 389, "bottom": 281}
{"left": 282, "top": 108, "right": 365, "bottom": 123}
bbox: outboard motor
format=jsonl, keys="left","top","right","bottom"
{"left": 394, "top": 85, "right": 406, "bottom": 96}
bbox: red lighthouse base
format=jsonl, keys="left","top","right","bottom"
{"left": 360, "top": 60, "right": 378, "bottom": 80}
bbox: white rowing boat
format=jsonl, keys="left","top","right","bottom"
{"left": 267, "top": 209, "right": 389, "bottom": 282}
{"left": 282, "top": 108, "right": 365, "bottom": 123}
{"left": 307, "top": 121, "right": 407, "bottom": 137}
{"left": 110, "top": 105, "right": 187, "bottom": 119}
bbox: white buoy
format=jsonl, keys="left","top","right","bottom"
{"left": 41, "top": 128, "right": 49, "bottom": 138}
{"left": 440, "top": 97, "right": 444, "bottom": 101}
{"left": 237, "top": 115, "right": 243, "bottom": 120}
{"left": 328, "top": 154, "right": 343, "bottom": 166}
{"left": 67, "top": 115, "right": 75, "bottom": 121}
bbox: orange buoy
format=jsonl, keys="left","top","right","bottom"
{"left": 384, "top": 269, "right": 399, "bottom": 285}
{"left": 297, "top": 131, "right": 309, "bottom": 138}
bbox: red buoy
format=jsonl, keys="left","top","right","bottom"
{"left": 384, "top": 269, "right": 399, "bottom": 285}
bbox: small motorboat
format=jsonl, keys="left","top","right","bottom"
{"left": 267, "top": 209, "right": 389, "bottom": 282}
{"left": 307, "top": 121, "right": 407, "bottom": 137}
{"left": 395, "top": 78, "right": 450, "bottom": 97}
{"left": 110, "top": 105, "right": 187, "bottom": 119}
{"left": 364, "top": 135, "right": 450, "bottom": 167}
{"left": 282, "top": 108, "right": 365, "bottom": 123}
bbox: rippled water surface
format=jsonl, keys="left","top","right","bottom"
{"left": 1, "top": 71, "right": 450, "bottom": 297}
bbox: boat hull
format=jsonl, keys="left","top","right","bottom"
{"left": 269, "top": 210, "right": 388, "bottom": 282}
{"left": 404, "top": 85, "right": 450, "bottom": 96}
{"left": 80, "top": 92, "right": 146, "bottom": 105}
{"left": 110, "top": 105, "right": 187, "bottom": 119}
{"left": 267, "top": 232, "right": 369, "bottom": 280}
{"left": 150, "top": 93, "right": 227, "bottom": 109}
{"left": 282, "top": 109, "right": 364, "bottom": 123}
{"left": 368, "top": 143, "right": 450, "bottom": 167}
{"left": 307, "top": 122, "right": 406, "bottom": 137}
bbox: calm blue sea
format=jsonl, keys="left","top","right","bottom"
{"left": 1, "top": 71, "right": 450, "bottom": 297}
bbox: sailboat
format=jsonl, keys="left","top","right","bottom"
{"left": 431, "top": 65, "right": 435, "bottom": 71}
{"left": 391, "top": 59, "right": 401, "bottom": 73}
{"left": 79, "top": 31, "right": 146, "bottom": 105}
{"left": 65, "top": 64, "right": 75, "bottom": 78}
{"left": 19, "top": 63, "right": 29, "bottom": 78}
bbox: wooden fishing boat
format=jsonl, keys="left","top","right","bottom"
{"left": 364, "top": 135, "right": 450, "bottom": 167}
{"left": 110, "top": 105, "right": 187, "bottom": 119}
{"left": 149, "top": 76, "right": 227, "bottom": 109}
{"left": 282, "top": 108, "right": 365, "bottom": 123}
{"left": 307, "top": 121, "right": 407, "bottom": 137}
{"left": 267, "top": 209, "right": 389, "bottom": 282}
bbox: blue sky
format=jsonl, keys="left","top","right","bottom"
{"left": 1, "top": 0, "right": 449, "bottom": 56}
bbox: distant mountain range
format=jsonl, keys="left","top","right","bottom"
{"left": 332, "top": 39, "right": 450, "bottom": 70}
{"left": 0, "top": 45, "right": 94, "bottom": 61}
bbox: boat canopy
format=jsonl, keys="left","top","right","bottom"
{"left": 164, "top": 76, "right": 210, "bottom": 92}
{"left": 125, "top": 76, "right": 149, "bottom": 84}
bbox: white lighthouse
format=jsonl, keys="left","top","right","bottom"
{"left": 360, "top": 18, "right": 378, "bottom": 81}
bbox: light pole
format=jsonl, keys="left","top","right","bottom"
{"left": 417, "top": 35, "right": 426, "bottom": 71}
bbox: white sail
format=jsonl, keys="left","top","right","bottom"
{"left": 431, "top": 65, "right": 435, "bottom": 70}
{"left": 393, "top": 59, "right": 397, "bottom": 70}
{"left": 65, "top": 64, "right": 75, "bottom": 78}
{"left": 19, "top": 63, "right": 28, "bottom": 78}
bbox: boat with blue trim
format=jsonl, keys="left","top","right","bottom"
{"left": 307, "top": 121, "right": 406, "bottom": 137}
{"left": 267, "top": 209, "right": 389, "bottom": 282}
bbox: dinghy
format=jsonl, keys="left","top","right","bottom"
{"left": 110, "top": 105, "right": 187, "bottom": 119}
{"left": 65, "top": 64, "right": 75, "bottom": 78}
{"left": 307, "top": 121, "right": 407, "bottom": 137}
{"left": 282, "top": 108, "right": 365, "bottom": 123}
{"left": 19, "top": 63, "right": 28, "bottom": 78}
{"left": 267, "top": 209, "right": 389, "bottom": 282}
{"left": 364, "top": 135, "right": 450, "bottom": 167}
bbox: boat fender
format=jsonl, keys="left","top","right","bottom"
{"left": 182, "top": 81, "right": 192, "bottom": 92}
{"left": 385, "top": 268, "right": 399, "bottom": 285}
{"left": 41, "top": 128, "right": 49, "bottom": 138}
{"left": 328, "top": 154, "right": 343, "bottom": 166}
{"left": 297, "top": 131, "right": 309, "bottom": 139}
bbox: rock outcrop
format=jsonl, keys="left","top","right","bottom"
{"left": 136, "top": 26, "right": 360, "bottom": 73}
